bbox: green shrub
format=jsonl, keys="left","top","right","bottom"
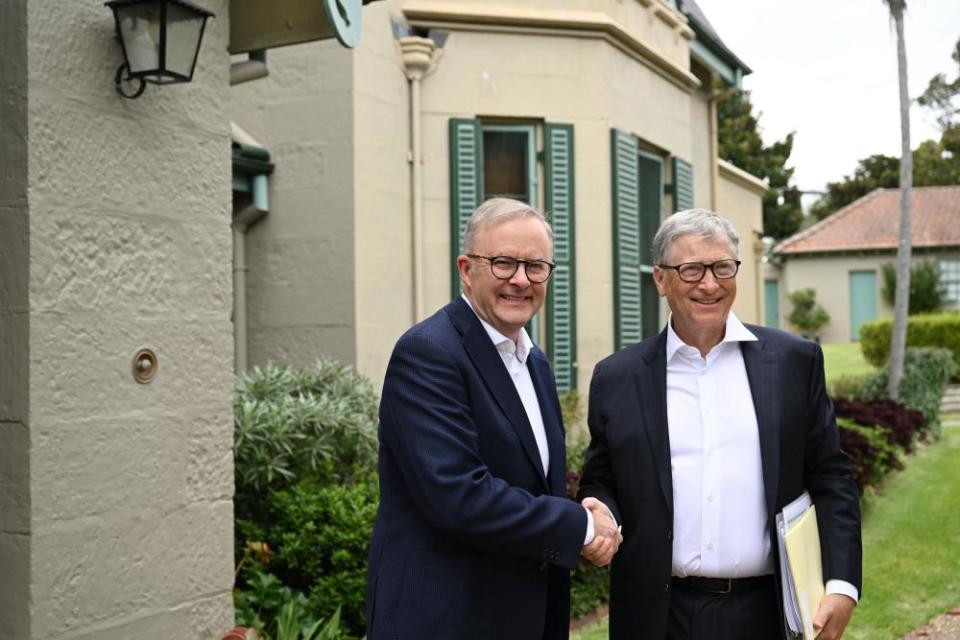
{"left": 881, "top": 261, "right": 947, "bottom": 313}
{"left": 859, "top": 313, "right": 960, "bottom": 378}
{"left": 856, "top": 347, "right": 956, "bottom": 438}
{"left": 234, "top": 361, "right": 380, "bottom": 639}
{"left": 788, "top": 288, "right": 830, "bottom": 340}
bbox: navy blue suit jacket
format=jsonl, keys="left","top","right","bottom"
{"left": 579, "top": 325, "right": 862, "bottom": 640}
{"left": 366, "top": 298, "right": 587, "bottom": 640}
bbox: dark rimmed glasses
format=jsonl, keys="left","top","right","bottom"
{"left": 467, "top": 254, "right": 556, "bottom": 283}
{"left": 657, "top": 259, "right": 741, "bottom": 283}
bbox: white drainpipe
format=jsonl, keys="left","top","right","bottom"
{"left": 232, "top": 176, "right": 268, "bottom": 375}
{"left": 399, "top": 36, "right": 439, "bottom": 323}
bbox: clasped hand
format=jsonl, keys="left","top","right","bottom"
{"left": 580, "top": 497, "right": 622, "bottom": 567}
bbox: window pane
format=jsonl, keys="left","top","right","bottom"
{"left": 940, "top": 258, "right": 960, "bottom": 305}
{"left": 484, "top": 129, "right": 529, "bottom": 202}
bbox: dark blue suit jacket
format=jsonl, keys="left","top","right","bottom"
{"left": 579, "top": 324, "right": 862, "bottom": 640}
{"left": 366, "top": 297, "right": 587, "bottom": 640}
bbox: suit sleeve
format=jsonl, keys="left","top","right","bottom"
{"left": 802, "top": 343, "right": 863, "bottom": 594}
{"left": 577, "top": 361, "right": 624, "bottom": 526}
{"left": 379, "top": 332, "right": 588, "bottom": 569}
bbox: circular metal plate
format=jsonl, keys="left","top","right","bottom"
{"left": 323, "top": 0, "right": 362, "bottom": 48}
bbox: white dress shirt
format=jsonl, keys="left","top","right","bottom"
{"left": 666, "top": 312, "right": 859, "bottom": 602}
{"left": 461, "top": 295, "right": 595, "bottom": 544}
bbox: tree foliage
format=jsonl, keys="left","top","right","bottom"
{"left": 917, "top": 37, "right": 960, "bottom": 132}
{"left": 787, "top": 288, "right": 830, "bottom": 339}
{"left": 716, "top": 85, "right": 803, "bottom": 240}
{"left": 880, "top": 260, "right": 946, "bottom": 313}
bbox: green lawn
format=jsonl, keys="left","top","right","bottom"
{"left": 573, "top": 414, "right": 960, "bottom": 640}
{"left": 821, "top": 341, "right": 877, "bottom": 384}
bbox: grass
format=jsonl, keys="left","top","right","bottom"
{"left": 573, "top": 414, "right": 960, "bottom": 640}
{"left": 821, "top": 341, "right": 878, "bottom": 384}
{"left": 844, "top": 413, "right": 960, "bottom": 639}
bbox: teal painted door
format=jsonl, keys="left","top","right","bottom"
{"left": 764, "top": 280, "right": 780, "bottom": 329}
{"left": 849, "top": 271, "right": 878, "bottom": 340}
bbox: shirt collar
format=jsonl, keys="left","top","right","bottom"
{"left": 461, "top": 294, "right": 533, "bottom": 362}
{"left": 666, "top": 311, "right": 757, "bottom": 362}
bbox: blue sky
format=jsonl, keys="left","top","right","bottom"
{"left": 694, "top": 0, "right": 960, "bottom": 198}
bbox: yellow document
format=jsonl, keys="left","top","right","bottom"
{"left": 783, "top": 505, "right": 825, "bottom": 640}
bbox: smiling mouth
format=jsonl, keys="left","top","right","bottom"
{"left": 500, "top": 294, "right": 531, "bottom": 303}
{"left": 693, "top": 298, "right": 722, "bottom": 306}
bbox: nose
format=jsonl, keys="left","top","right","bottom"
{"left": 697, "top": 268, "right": 720, "bottom": 288}
{"left": 509, "top": 263, "right": 532, "bottom": 286}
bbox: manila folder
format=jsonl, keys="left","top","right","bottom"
{"left": 784, "top": 504, "right": 825, "bottom": 640}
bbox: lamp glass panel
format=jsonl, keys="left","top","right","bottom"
{"left": 116, "top": 3, "right": 161, "bottom": 74}
{"left": 165, "top": 3, "right": 206, "bottom": 78}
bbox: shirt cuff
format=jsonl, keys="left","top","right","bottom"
{"left": 583, "top": 507, "right": 595, "bottom": 545}
{"left": 825, "top": 579, "right": 859, "bottom": 604}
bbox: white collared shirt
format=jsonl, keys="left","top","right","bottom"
{"left": 666, "top": 312, "right": 772, "bottom": 578}
{"left": 665, "top": 312, "right": 859, "bottom": 602}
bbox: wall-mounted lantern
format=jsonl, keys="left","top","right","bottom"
{"left": 105, "top": 0, "right": 215, "bottom": 99}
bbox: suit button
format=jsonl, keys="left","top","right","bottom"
{"left": 667, "top": 530, "right": 673, "bottom": 542}
{"left": 665, "top": 582, "right": 671, "bottom": 592}
{"left": 540, "top": 562, "right": 549, "bottom": 572}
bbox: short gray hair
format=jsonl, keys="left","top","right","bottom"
{"left": 651, "top": 208, "right": 740, "bottom": 265}
{"left": 462, "top": 198, "right": 554, "bottom": 254}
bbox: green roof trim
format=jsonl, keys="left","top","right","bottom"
{"left": 686, "top": 19, "right": 751, "bottom": 87}
{"left": 232, "top": 142, "right": 274, "bottom": 176}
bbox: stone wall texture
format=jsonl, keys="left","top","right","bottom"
{"left": 1, "top": 1, "right": 236, "bottom": 637}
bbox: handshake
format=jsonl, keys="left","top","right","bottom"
{"left": 581, "top": 497, "right": 622, "bottom": 567}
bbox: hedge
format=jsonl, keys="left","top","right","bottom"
{"left": 860, "top": 313, "right": 960, "bottom": 378}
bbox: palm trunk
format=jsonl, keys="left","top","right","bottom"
{"left": 887, "top": 0, "right": 912, "bottom": 400}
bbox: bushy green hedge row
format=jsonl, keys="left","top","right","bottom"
{"left": 234, "top": 361, "right": 380, "bottom": 639}
{"left": 839, "top": 347, "right": 956, "bottom": 438}
{"left": 860, "top": 313, "right": 960, "bottom": 378}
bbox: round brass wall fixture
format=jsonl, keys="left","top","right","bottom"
{"left": 132, "top": 348, "right": 158, "bottom": 384}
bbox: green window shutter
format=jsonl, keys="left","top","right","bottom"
{"left": 671, "top": 157, "right": 694, "bottom": 212}
{"left": 611, "top": 129, "right": 641, "bottom": 350}
{"left": 449, "top": 118, "right": 484, "bottom": 297}
{"left": 544, "top": 123, "right": 577, "bottom": 392}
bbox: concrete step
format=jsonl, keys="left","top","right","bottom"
{"left": 941, "top": 384, "right": 960, "bottom": 415}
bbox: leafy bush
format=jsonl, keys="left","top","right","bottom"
{"left": 788, "top": 288, "right": 830, "bottom": 339}
{"left": 833, "top": 397, "right": 927, "bottom": 453}
{"left": 565, "top": 431, "right": 611, "bottom": 619}
{"left": 859, "top": 313, "right": 960, "bottom": 379}
{"left": 881, "top": 261, "right": 947, "bottom": 313}
{"left": 837, "top": 419, "right": 903, "bottom": 493}
{"left": 234, "top": 361, "right": 380, "bottom": 639}
{"left": 234, "top": 566, "right": 344, "bottom": 640}
{"left": 856, "top": 347, "right": 956, "bottom": 438}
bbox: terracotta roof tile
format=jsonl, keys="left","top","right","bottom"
{"left": 775, "top": 186, "right": 960, "bottom": 255}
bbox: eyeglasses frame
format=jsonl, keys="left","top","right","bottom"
{"left": 656, "top": 259, "right": 742, "bottom": 283}
{"left": 466, "top": 254, "right": 557, "bottom": 283}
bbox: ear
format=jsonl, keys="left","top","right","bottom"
{"left": 653, "top": 266, "right": 668, "bottom": 297}
{"left": 456, "top": 255, "right": 472, "bottom": 289}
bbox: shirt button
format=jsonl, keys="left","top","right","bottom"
{"left": 707, "top": 493, "right": 714, "bottom": 502}
{"left": 707, "top": 542, "right": 715, "bottom": 550}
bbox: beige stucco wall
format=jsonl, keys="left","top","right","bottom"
{"left": 351, "top": 0, "right": 706, "bottom": 394}
{"left": 231, "top": 41, "right": 358, "bottom": 370}
{"left": 717, "top": 159, "right": 767, "bottom": 329}
{"left": 0, "top": 1, "right": 235, "bottom": 637}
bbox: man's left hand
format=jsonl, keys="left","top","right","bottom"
{"left": 813, "top": 593, "right": 856, "bottom": 640}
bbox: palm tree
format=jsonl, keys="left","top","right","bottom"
{"left": 885, "top": 0, "right": 912, "bottom": 400}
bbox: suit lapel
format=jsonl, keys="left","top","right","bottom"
{"left": 741, "top": 335, "right": 781, "bottom": 522}
{"left": 449, "top": 298, "right": 549, "bottom": 491}
{"left": 529, "top": 353, "right": 566, "bottom": 496}
{"left": 637, "top": 332, "right": 673, "bottom": 513}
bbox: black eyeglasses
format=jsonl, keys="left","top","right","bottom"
{"left": 657, "top": 259, "right": 741, "bottom": 283}
{"left": 467, "top": 254, "right": 556, "bottom": 283}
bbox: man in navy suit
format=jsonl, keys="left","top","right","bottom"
{"left": 580, "top": 209, "right": 861, "bottom": 640}
{"left": 366, "top": 198, "right": 621, "bottom": 640}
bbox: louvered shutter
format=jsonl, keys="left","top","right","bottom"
{"left": 544, "top": 123, "right": 577, "bottom": 391}
{"left": 671, "top": 157, "right": 694, "bottom": 212}
{"left": 611, "top": 129, "right": 641, "bottom": 350}
{"left": 449, "top": 118, "right": 484, "bottom": 297}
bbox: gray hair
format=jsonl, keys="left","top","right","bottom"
{"left": 462, "top": 198, "right": 554, "bottom": 254}
{"left": 651, "top": 208, "right": 740, "bottom": 265}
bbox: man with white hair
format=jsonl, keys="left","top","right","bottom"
{"left": 367, "top": 197, "right": 621, "bottom": 640}
{"left": 580, "top": 208, "right": 861, "bottom": 640}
